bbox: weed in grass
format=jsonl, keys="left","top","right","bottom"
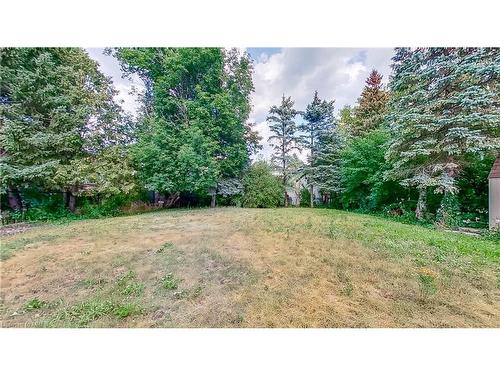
{"left": 24, "top": 298, "right": 47, "bottom": 311}
{"left": 120, "top": 282, "right": 145, "bottom": 296}
{"left": 113, "top": 303, "right": 141, "bottom": 319}
{"left": 157, "top": 242, "right": 174, "bottom": 253}
{"left": 161, "top": 273, "right": 178, "bottom": 290}
{"left": 418, "top": 273, "right": 437, "bottom": 296}
{"left": 115, "top": 270, "right": 144, "bottom": 296}
{"left": 62, "top": 300, "right": 115, "bottom": 326}
{"left": 55, "top": 299, "right": 142, "bottom": 327}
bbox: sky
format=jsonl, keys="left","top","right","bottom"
{"left": 87, "top": 47, "right": 394, "bottom": 159}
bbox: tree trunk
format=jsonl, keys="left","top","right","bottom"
{"left": 284, "top": 191, "right": 288, "bottom": 207}
{"left": 68, "top": 192, "right": 76, "bottom": 213}
{"left": 165, "top": 192, "right": 180, "bottom": 208}
{"left": 310, "top": 184, "right": 314, "bottom": 208}
{"left": 415, "top": 187, "right": 427, "bottom": 220}
{"left": 210, "top": 192, "right": 216, "bottom": 208}
{"left": 63, "top": 191, "right": 69, "bottom": 208}
{"left": 7, "top": 186, "right": 23, "bottom": 211}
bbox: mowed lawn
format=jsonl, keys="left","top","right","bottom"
{"left": 1, "top": 208, "right": 499, "bottom": 328}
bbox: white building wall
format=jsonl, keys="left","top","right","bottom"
{"left": 489, "top": 178, "right": 500, "bottom": 229}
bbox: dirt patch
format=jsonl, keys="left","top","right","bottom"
{"left": 0, "top": 222, "right": 41, "bottom": 236}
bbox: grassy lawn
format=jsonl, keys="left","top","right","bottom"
{"left": 1, "top": 207, "right": 499, "bottom": 328}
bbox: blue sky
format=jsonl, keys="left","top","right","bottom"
{"left": 87, "top": 47, "right": 394, "bottom": 159}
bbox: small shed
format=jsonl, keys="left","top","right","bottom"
{"left": 489, "top": 157, "right": 500, "bottom": 229}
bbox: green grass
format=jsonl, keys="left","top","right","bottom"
{"left": 260, "top": 209, "right": 500, "bottom": 263}
{"left": 24, "top": 298, "right": 47, "bottom": 311}
{"left": 49, "top": 299, "right": 143, "bottom": 327}
{"left": 161, "top": 273, "right": 179, "bottom": 290}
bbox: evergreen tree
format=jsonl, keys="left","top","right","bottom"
{"left": 299, "top": 91, "right": 336, "bottom": 207}
{"left": 0, "top": 48, "right": 125, "bottom": 211}
{"left": 313, "top": 125, "right": 345, "bottom": 201}
{"left": 337, "top": 105, "right": 355, "bottom": 139}
{"left": 386, "top": 48, "right": 500, "bottom": 220}
{"left": 267, "top": 95, "right": 301, "bottom": 206}
{"left": 351, "top": 69, "right": 389, "bottom": 136}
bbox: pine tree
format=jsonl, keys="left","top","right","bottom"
{"left": 299, "top": 91, "right": 337, "bottom": 206}
{"left": 386, "top": 48, "right": 500, "bottom": 220}
{"left": 267, "top": 95, "right": 301, "bottom": 207}
{"left": 313, "top": 125, "right": 345, "bottom": 202}
{"left": 0, "top": 48, "right": 124, "bottom": 211}
{"left": 351, "top": 69, "right": 389, "bottom": 136}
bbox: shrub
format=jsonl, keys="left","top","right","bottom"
{"left": 299, "top": 188, "right": 311, "bottom": 207}
{"left": 242, "top": 161, "right": 283, "bottom": 208}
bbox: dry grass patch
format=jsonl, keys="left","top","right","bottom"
{"left": 1, "top": 208, "right": 499, "bottom": 327}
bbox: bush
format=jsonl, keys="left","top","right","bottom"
{"left": 242, "top": 161, "right": 284, "bottom": 208}
{"left": 299, "top": 188, "right": 311, "bottom": 207}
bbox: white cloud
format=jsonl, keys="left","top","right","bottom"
{"left": 249, "top": 48, "right": 394, "bottom": 159}
{"left": 86, "top": 48, "right": 144, "bottom": 118}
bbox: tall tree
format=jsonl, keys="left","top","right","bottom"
{"left": 386, "top": 48, "right": 500, "bottom": 220}
{"left": 112, "top": 48, "right": 254, "bottom": 207}
{"left": 0, "top": 48, "right": 125, "bottom": 211}
{"left": 351, "top": 69, "right": 389, "bottom": 137}
{"left": 300, "top": 91, "right": 336, "bottom": 207}
{"left": 267, "top": 95, "right": 301, "bottom": 207}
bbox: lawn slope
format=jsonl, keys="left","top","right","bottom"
{"left": 1, "top": 208, "right": 498, "bottom": 327}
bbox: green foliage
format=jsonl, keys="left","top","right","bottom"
{"left": 267, "top": 95, "right": 301, "bottom": 199}
{"left": 112, "top": 48, "right": 254, "bottom": 199}
{"left": 157, "top": 242, "right": 174, "bottom": 253}
{"left": 436, "top": 192, "right": 461, "bottom": 228}
{"left": 339, "top": 129, "right": 406, "bottom": 210}
{"left": 161, "top": 273, "right": 179, "bottom": 290}
{"left": 242, "top": 161, "right": 284, "bottom": 208}
{"left": 418, "top": 273, "right": 437, "bottom": 296}
{"left": 24, "top": 298, "right": 47, "bottom": 311}
{"left": 299, "top": 188, "right": 311, "bottom": 207}
{"left": 300, "top": 91, "right": 341, "bottom": 200}
{"left": 0, "top": 48, "right": 128, "bottom": 199}
{"left": 57, "top": 299, "right": 142, "bottom": 326}
{"left": 350, "top": 70, "right": 389, "bottom": 136}
{"left": 386, "top": 47, "right": 500, "bottom": 199}
{"left": 116, "top": 271, "right": 144, "bottom": 296}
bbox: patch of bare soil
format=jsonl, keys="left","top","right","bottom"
{"left": 0, "top": 222, "right": 40, "bottom": 236}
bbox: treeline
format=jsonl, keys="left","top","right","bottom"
{"left": 0, "top": 47, "right": 260, "bottom": 221}
{"left": 264, "top": 48, "right": 499, "bottom": 228}
{"left": 1, "top": 48, "right": 499, "bottom": 228}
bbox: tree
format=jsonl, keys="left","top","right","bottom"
{"left": 242, "top": 161, "right": 283, "bottom": 208}
{"left": 313, "top": 125, "right": 345, "bottom": 202}
{"left": 337, "top": 105, "right": 355, "bottom": 139}
{"left": 112, "top": 48, "right": 254, "bottom": 207}
{"left": 340, "top": 129, "right": 405, "bottom": 210}
{"left": 267, "top": 95, "right": 301, "bottom": 206}
{"left": 299, "top": 91, "right": 336, "bottom": 207}
{"left": 385, "top": 48, "right": 500, "bottom": 220}
{"left": 351, "top": 70, "right": 389, "bottom": 137}
{"left": 0, "top": 48, "right": 125, "bottom": 211}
